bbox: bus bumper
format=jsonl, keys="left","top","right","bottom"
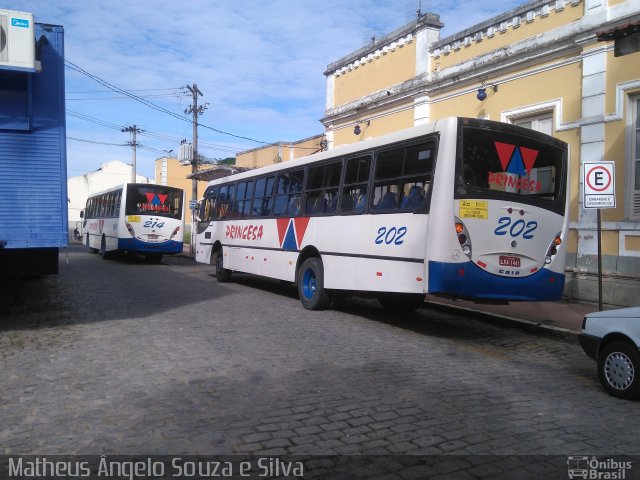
{"left": 118, "top": 238, "right": 183, "bottom": 254}
{"left": 428, "top": 260, "right": 565, "bottom": 301}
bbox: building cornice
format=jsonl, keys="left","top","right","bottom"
{"left": 322, "top": 0, "right": 640, "bottom": 127}
{"left": 432, "top": 0, "right": 582, "bottom": 56}
{"left": 324, "top": 13, "right": 443, "bottom": 76}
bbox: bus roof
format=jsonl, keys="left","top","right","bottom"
{"left": 205, "top": 117, "right": 453, "bottom": 188}
{"left": 87, "top": 182, "right": 183, "bottom": 199}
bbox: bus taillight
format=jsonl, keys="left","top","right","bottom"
{"left": 454, "top": 218, "right": 472, "bottom": 257}
{"left": 545, "top": 233, "right": 562, "bottom": 264}
{"left": 170, "top": 226, "right": 181, "bottom": 240}
{"left": 126, "top": 222, "right": 136, "bottom": 237}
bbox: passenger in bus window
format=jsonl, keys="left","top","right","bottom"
{"left": 355, "top": 193, "right": 367, "bottom": 213}
{"left": 289, "top": 196, "right": 301, "bottom": 216}
{"left": 326, "top": 192, "right": 338, "bottom": 213}
{"left": 400, "top": 185, "right": 424, "bottom": 209}
{"left": 377, "top": 189, "right": 398, "bottom": 209}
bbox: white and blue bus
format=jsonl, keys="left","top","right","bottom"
{"left": 82, "top": 183, "right": 185, "bottom": 263}
{"left": 194, "top": 117, "right": 569, "bottom": 310}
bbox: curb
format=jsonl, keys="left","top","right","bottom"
{"left": 424, "top": 300, "right": 579, "bottom": 339}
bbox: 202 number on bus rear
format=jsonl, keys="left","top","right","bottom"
{"left": 493, "top": 217, "right": 537, "bottom": 239}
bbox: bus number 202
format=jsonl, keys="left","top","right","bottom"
{"left": 494, "top": 217, "right": 537, "bottom": 239}
{"left": 375, "top": 226, "right": 407, "bottom": 245}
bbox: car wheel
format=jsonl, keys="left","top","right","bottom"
{"left": 598, "top": 341, "right": 640, "bottom": 400}
{"left": 297, "top": 257, "right": 330, "bottom": 310}
{"left": 214, "top": 248, "right": 231, "bottom": 282}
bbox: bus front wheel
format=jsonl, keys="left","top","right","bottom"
{"left": 214, "top": 249, "right": 231, "bottom": 282}
{"left": 297, "top": 257, "right": 330, "bottom": 310}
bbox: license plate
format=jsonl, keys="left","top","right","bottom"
{"left": 147, "top": 234, "right": 159, "bottom": 240}
{"left": 499, "top": 256, "right": 520, "bottom": 267}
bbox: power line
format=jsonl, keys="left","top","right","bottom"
{"left": 67, "top": 109, "right": 240, "bottom": 154}
{"left": 67, "top": 136, "right": 127, "bottom": 146}
{"left": 64, "top": 60, "right": 319, "bottom": 150}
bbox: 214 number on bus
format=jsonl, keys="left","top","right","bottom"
{"left": 144, "top": 220, "right": 165, "bottom": 228}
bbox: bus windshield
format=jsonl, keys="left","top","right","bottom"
{"left": 125, "top": 185, "right": 183, "bottom": 219}
{"left": 457, "top": 125, "right": 566, "bottom": 211}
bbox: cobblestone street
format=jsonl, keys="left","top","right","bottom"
{"left": 1, "top": 245, "right": 638, "bottom": 476}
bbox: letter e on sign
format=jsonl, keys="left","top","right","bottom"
{"left": 583, "top": 161, "right": 615, "bottom": 209}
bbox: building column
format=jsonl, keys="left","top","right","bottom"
{"left": 576, "top": 47, "right": 607, "bottom": 271}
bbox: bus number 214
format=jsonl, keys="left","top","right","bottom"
{"left": 494, "top": 217, "right": 537, "bottom": 239}
{"left": 375, "top": 226, "right": 407, "bottom": 245}
{"left": 144, "top": 220, "right": 165, "bottom": 229}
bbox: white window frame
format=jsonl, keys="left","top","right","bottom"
{"left": 628, "top": 94, "right": 640, "bottom": 221}
{"left": 511, "top": 112, "right": 554, "bottom": 135}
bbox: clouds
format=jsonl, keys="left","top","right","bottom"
{"left": 4, "top": 0, "right": 522, "bottom": 178}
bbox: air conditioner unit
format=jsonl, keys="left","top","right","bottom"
{"left": 0, "top": 9, "right": 35, "bottom": 72}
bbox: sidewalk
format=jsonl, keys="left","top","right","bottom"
{"left": 424, "top": 294, "right": 611, "bottom": 336}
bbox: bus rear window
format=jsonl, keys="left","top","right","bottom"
{"left": 460, "top": 126, "right": 565, "bottom": 202}
{"left": 126, "top": 185, "right": 183, "bottom": 218}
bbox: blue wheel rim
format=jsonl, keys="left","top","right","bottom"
{"left": 302, "top": 269, "right": 317, "bottom": 299}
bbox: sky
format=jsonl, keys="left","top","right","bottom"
{"left": 4, "top": 0, "right": 526, "bottom": 179}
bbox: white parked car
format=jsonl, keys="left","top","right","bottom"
{"left": 579, "top": 307, "right": 640, "bottom": 400}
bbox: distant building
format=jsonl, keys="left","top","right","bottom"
{"left": 235, "top": 134, "right": 326, "bottom": 169}
{"left": 67, "top": 161, "right": 150, "bottom": 230}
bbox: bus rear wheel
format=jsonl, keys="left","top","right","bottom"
{"left": 214, "top": 248, "right": 231, "bottom": 282}
{"left": 145, "top": 253, "right": 163, "bottom": 264}
{"left": 378, "top": 293, "right": 425, "bottom": 311}
{"left": 297, "top": 257, "right": 330, "bottom": 310}
{"left": 100, "top": 236, "right": 111, "bottom": 259}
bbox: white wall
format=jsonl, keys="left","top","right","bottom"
{"left": 67, "top": 161, "right": 150, "bottom": 227}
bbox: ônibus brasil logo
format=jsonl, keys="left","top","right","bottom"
{"left": 488, "top": 141, "right": 541, "bottom": 193}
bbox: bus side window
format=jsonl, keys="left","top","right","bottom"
{"left": 341, "top": 155, "right": 370, "bottom": 214}
{"left": 252, "top": 176, "right": 275, "bottom": 216}
{"left": 275, "top": 169, "right": 304, "bottom": 216}
{"left": 373, "top": 141, "right": 434, "bottom": 212}
{"left": 114, "top": 190, "right": 122, "bottom": 217}
{"left": 235, "top": 181, "right": 251, "bottom": 218}
{"left": 305, "top": 161, "right": 342, "bottom": 215}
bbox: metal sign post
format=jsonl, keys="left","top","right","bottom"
{"left": 582, "top": 161, "right": 616, "bottom": 311}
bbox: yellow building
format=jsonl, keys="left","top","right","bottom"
{"left": 231, "top": 0, "right": 639, "bottom": 305}
{"left": 320, "top": 0, "right": 640, "bottom": 306}
{"left": 235, "top": 134, "right": 326, "bottom": 169}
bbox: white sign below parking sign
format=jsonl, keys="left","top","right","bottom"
{"left": 583, "top": 161, "right": 615, "bottom": 209}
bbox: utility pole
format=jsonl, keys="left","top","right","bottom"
{"left": 122, "top": 125, "right": 143, "bottom": 182}
{"left": 184, "top": 84, "right": 208, "bottom": 253}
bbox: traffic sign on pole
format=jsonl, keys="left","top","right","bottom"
{"left": 582, "top": 161, "right": 616, "bottom": 311}
{"left": 583, "top": 161, "right": 615, "bottom": 208}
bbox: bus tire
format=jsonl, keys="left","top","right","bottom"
{"left": 297, "top": 257, "right": 330, "bottom": 310}
{"left": 87, "top": 234, "right": 98, "bottom": 253}
{"left": 100, "top": 236, "right": 111, "bottom": 259}
{"left": 214, "top": 249, "right": 231, "bottom": 282}
{"left": 145, "top": 253, "right": 163, "bottom": 264}
{"left": 378, "top": 293, "right": 425, "bottom": 311}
